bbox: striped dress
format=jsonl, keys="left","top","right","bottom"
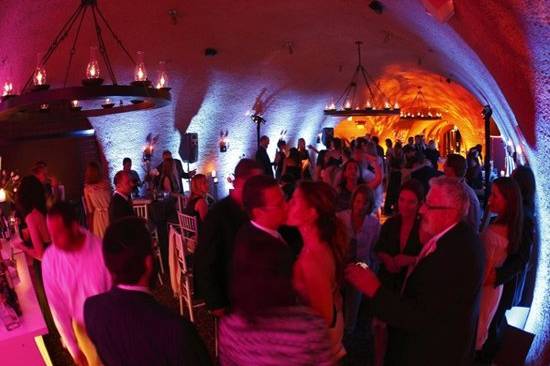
{"left": 219, "top": 306, "right": 334, "bottom": 366}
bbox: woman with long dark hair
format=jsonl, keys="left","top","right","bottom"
{"left": 337, "top": 184, "right": 380, "bottom": 337}
{"left": 288, "top": 181, "right": 348, "bottom": 361}
{"left": 336, "top": 159, "right": 364, "bottom": 211}
{"left": 476, "top": 177, "right": 523, "bottom": 350}
{"left": 14, "top": 175, "right": 50, "bottom": 260}
{"left": 282, "top": 147, "right": 302, "bottom": 181}
{"left": 372, "top": 179, "right": 424, "bottom": 366}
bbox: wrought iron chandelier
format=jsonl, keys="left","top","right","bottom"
{"left": 0, "top": 0, "right": 170, "bottom": 121}
{"left": 399, "top": 86, "right": 442, "bottom": 121}
{"left": 324, "top": 41, "right": 400, "bottom": 117}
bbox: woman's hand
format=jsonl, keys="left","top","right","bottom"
{"left": 345, "top": 263, "right": 381, "bottom": 297}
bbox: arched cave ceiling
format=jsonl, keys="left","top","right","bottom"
{"left": 0, "top": 0, "right": 548, "bottom": 362}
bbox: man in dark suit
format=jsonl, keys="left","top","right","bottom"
{"left": 193, "top": 159, "right": 263, "bottom": 318}
{"left": 255, "top": 135, "right": 273, "bottom": 177}
{"left": 84, "top": 217, "right": 211, "bottom": 366}
{"left": 108, "top": 171, "right": 135, "bottom": 222}
{"left": 347, "top": 176, "right": 485, "bottom": 366}
{"left": 230, "top": 175, "right": 297, "bottom": 316}
{"left": 156, "top": 150, "right": 196, "bottom": 193}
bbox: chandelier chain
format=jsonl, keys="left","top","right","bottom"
{"left": 95, "top": 5, "right": 136, "bottom": 65}
{"left": 91, "top": 5, "right": 117, "bottom": 85}
{"left": 64, "top": 5, "right": 89, "bottom": 87}
{"left": 22, "top": 3, "right": 86, "bottom": 92}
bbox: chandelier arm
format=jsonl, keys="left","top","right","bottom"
{"left": 63, "top": 6, "right": 89, "bottom": 87}
{"left": 91, "top": 5, "right": 117, "bottom": 85}
{"left": 417, "top": 90, "right": 428, "bottom": 109}
{"left": 94, "top": 5, "right": 136, "bottom": 65}
{"left": 22, "top": 3, "right": 86, "bottom": 92}
{"left": 359, "top": 66, "right": 377, "bottom": 102}
{"left": 335, "top": 83, "right": 354, "bottom": 106}
{"left": 350, "top": 82, "right": 358, "bottom": 107}
{"left": 409, "top": 92, "right": 421, "bottom": 109}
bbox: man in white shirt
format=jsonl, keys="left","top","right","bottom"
{"left": 42, "top": 202, "right": 111, "bottom": 366}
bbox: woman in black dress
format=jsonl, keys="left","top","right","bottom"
{"left": 282, "top": 148, "right": 302, "bottom": 181}
{"left": 372, "top": 179, "right": 425, "bottom": 366}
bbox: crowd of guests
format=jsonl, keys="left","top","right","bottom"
{"left": 9, "top": 132, "right": 537, "bottom": 365}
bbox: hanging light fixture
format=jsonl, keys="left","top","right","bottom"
{"left": 155, "top": 61, "right": 169, "bottom": 90}
{"left": 84, "top": 46, "right": 102, "bottom": 84}
{"left": 32, "top": 53, "right": 48, "bottom": 89}
{"left": 0, "top": 0, "right": 170, "bottom": 121}
{"left": 324, "top": 41, "right": 400, "bottom": 117}
{"left": 400, "top": 86, "right": 442, "bottom": 120}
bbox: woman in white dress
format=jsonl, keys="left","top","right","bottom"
{"left": 287, "top": 181, "right": 348, "bottom": 362}
{"left": 476, "top": 177, "right": 523, "bottom": 349}
{"left": 83, "top": 162, "right": 112, "bottom": 238}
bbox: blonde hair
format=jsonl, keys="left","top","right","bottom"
{"left": 191, "top": 174, "right": 207, "bottom": 195}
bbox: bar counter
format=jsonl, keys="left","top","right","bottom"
{"left": 0, "top": 240, "right": 52, "bottom": 366}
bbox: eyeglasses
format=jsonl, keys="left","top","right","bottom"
{"left": 422, "top": 201, "right": 457, "bottom": 211}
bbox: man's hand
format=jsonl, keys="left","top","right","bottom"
{"left": 210, "top": 308, "right": 226, "bottom": 318}
{"left": 73, "top": 349, "right": 89, "bottom": 366}
{"left": 345, "top": 263, "right": 381, "bottom": 298}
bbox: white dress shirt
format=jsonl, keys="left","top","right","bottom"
{"left": 42, "top": 229, "right": 112, "bottom": 357}
{"left": 250, "top": 220, "right": 284, "bottom": 241}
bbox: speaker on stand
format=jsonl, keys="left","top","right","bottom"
{"left": 180, "top": 133, "right": 198, "bottom": 191}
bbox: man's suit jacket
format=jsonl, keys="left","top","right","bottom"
{"left": 371, "top": 221, "right": 485, "bottom": 366}
{"left": 230, "top": 222, "right": 297, "bottom": 316}
{"left": 108, "top": 193, "right": 134, "bottom": 223}
{"left": 194, "top": 196, "right": 249, "bottom": 310}
{"left": 84, "top": 287, "right": 211, "bottom": 366}
{"left": 255, "top": 146, "right": 273, "bottom": 177}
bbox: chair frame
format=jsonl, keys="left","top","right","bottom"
{"left": 133, "top": 202, "right": 164, "bottom": 284}
{"left": 173, "top": 230, "right": 205, "bottom": 322}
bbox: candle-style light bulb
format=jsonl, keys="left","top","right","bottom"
{"left": 86, "top": 46, "right": 101, "bottom": 79}
{"left": 72, "top": 100, "right": 79, "bottom": 108}
{"left": 2, "top": 81, "right": 14, "bottom": 96}
{"left": 134, "top": 51, "right": 147, "bottom": 82}
{"left": 33, "top": 53, "right": 47, "bottom": 86}
{"left": 155, "top": 61, "right": 168, "bottom": 89}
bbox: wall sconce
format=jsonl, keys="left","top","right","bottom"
{"left": 219, "top": 129, "right": 229, "bottom": 152}
{"left": 212, "top": 170, "right": 218, "bottom": 184}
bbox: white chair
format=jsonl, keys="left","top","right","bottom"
{"left": 133, "top": 204, "right": 149, "bottom": 220}
{"left": 175, "top": 193, "right": 188, "bottom": 213}
{"left": 173, "top": 231, "right": 205, "bottom": 322}
{"left": 133, "top": 203, "right": 164, "bottom": 283}
{"left": 177, "top": 212, "right": 197, "bottom": 236}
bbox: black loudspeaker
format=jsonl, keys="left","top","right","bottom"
{"left": 322, "top": 127, "right": 334, "bottom": 147}
{"left": 180, "top": 133, "right": 198, "bottom": 163}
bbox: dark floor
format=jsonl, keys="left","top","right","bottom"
{"left": 42, "top": 270, "right": 378, "bottom": 366}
